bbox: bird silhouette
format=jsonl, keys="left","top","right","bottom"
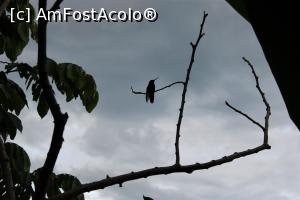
{"left": 146, "top": 77, "right": 158, "bottom": 103}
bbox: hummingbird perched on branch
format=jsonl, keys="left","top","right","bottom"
{"left": 146, "top": 77, "right": 158, "bottom": 103}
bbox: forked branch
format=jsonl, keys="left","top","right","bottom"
{"left": 243, "top": 57, "right": 271, "bottom": 144}
{"left": 226, "top": 57, "right": 271, "bottom": 144}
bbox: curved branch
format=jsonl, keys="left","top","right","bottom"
{"left": 48, "top": 144, "right": 270, "bottom": 200}
{"left": 0, "top": 136, "right": 16, "bottom": 200}
{"left": 175, "top": 11, "right": 208, "bottom": 165}
{"left": 131, "top": 81, "right": 184, "bottom": 95}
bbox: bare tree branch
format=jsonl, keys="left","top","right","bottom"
{"left": 47, "top": 11, "right": 272, "bottom": 200}
{"left": 34, "top": 0, "right": 68, "bottom": 199}
{"left": 49, "top": 0, "right": 64, "bottom": 11}
{"left": 0, "top": 136, "right": 16, "bottom": 200}
{"left": 48, "top": 144, "right": 270, "bottom": 200}
{"left": 131, "top": 81, "right": 184, "bottom": 95}
{"left": 175, "top": 11, "right": 208, "bottom": 165}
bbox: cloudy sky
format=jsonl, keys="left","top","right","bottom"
{"left": 5, "top": 0, "right": 300, "bottom": 199}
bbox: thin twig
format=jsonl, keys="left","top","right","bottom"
{"left": 0, "top": 136, "right": 16, "bottom": 200}
{"left": 175, "top": 11, "right": 208, "bottom": 165}
{"left": 34, "top": 0, "right": 68, "bottom": 199}
{"left": 225, "top": 101, "right": 264, "bottom": 131}
{"left": 131, "top": 81, "right": 184, "bottom": 95}
{"left": 48, "top": 144, "right": 270, "bottom": 200}
{"left": 242, "top": 57, "right": 271, "bottom": 144}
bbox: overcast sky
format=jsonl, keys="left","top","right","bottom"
{"left": 6, "top": 0, "right": 300, "bottom": 199}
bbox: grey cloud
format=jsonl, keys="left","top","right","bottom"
{"left": 78, "top": 117, "right": 175, "bottom": 168}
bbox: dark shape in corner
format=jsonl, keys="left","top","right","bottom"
{"left": 227, "top": 0, "right": 300, "bottom": 131}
